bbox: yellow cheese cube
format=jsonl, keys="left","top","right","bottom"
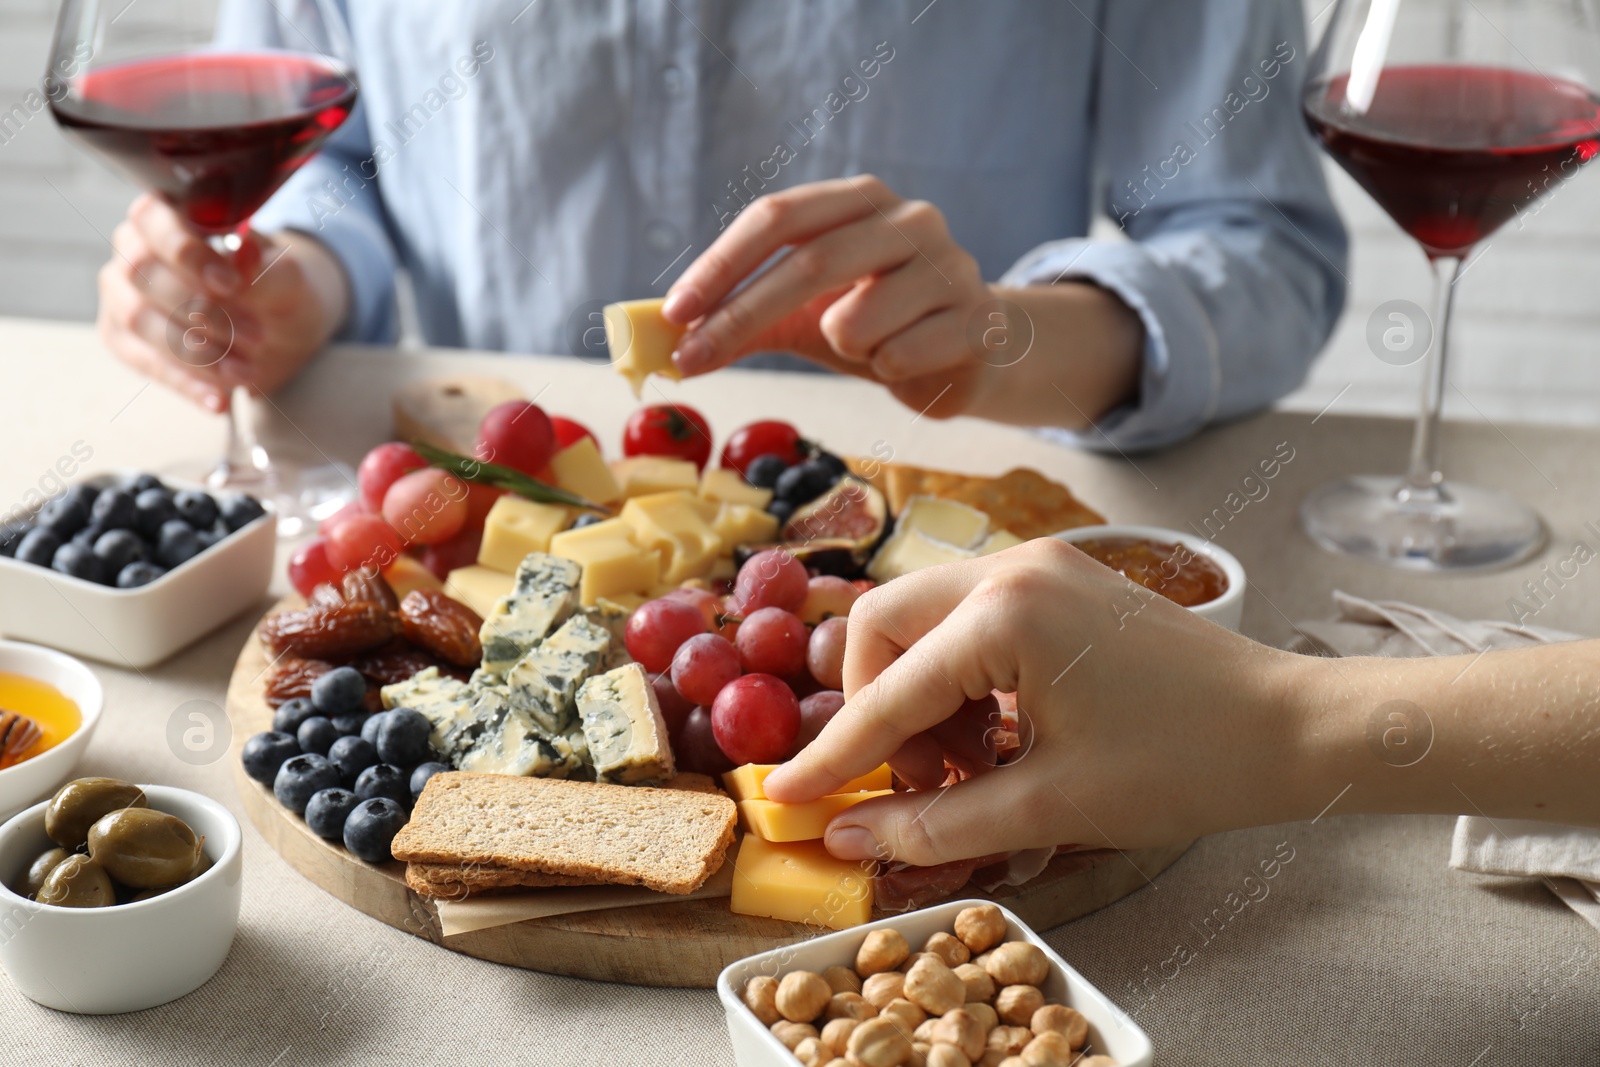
{"left": 600, "top": 591, "right": 649, "bottom": 613}
{"left": 738, "top": 791, "right": 894, "bottom": 843}
{"left": 621, "top": 491, "right": 723, "bottom": 584}
{"left": 604, "top": 298, "right": 687, "bottom": 398}
{"left": 900, "top": 494, "right": 990, "bottom": 550}
{"left": 711, "top": 502, "right": 779, "bottom": 552}
{"left": 442, "top": 565, "right": 515, "bottom": 619}
{"left": 722, "top": 763, "right": 892, "bottom": 802}
{"left": 978, "top": 529, "right": 1026, "bottom": 555}
{"left": 549, "top": 437, "right": 622, "bottom": 505}
{"left": 550, "top": 517, "right": 634, "bottom": 555}
{"left": 699, "top": 467, "right": 773, "bottom": 510}
{"left": 611, "top": 456, "right": 700, "bottom": 498}
{"left": 730, "top": 835, "right": 874, "bottom": 930}
{"left": 557, "top": 536, "right": 660, "bottom": 605}
{"left": 477, "top": 495, "right": 571, "bottom": 573}
{"left": 384, "top": 556, "right": 444, "bottom": 600}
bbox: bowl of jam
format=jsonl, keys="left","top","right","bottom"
{"left": 1050, "top": 525, "right": 1245, "bottom": 631}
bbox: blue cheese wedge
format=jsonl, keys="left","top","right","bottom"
{"left": 504, "top": 615, "right": 612, "bottom": 734}
{"left": 478, "top": 552, "right": 582, "bottom": 679}
{"left": 380, "top": 667, "right": 482, "bottom": 761}
{"left": 575, "top": 662, "right": 675, "bottom": 785}
{"left": 456, "top": 701, "right": 576, "bottom": 777}
{"left": 579, "top": 599, "right": 634, "bottom": 670}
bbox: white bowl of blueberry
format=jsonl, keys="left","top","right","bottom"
{"left": 0, "top": 472, "right": 275, "bottom": 668}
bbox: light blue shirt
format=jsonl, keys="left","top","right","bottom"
{"left": 252, "top": 0, "right": 1347, "bottom": 450}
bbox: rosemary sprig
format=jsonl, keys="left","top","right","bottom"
{"left": 410, "top": 441, "right": 611, "bottom": 514}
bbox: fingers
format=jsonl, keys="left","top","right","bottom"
{"left": 817, "top": 252, "right": 969, "bottom": 364}
{"left": 127, "top": 193, "right": 240, "bottom": 297}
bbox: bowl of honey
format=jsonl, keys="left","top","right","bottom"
{"left": 1050, "top": 524, "right": 1246, "bottom": 631}
{"left": 0, "top": 640, "right": 102, "bottom": 821}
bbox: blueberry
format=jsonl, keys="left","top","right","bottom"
{"left": 813, "top": 452, "right": 848, "bottom": 478}
{"left": 744, "top": 453, "right": 789, "bottom": 490}
{"left": 52, "top": 541, "right": 105, "bottom": 583}
{"left": 196, "top": 521, "right": 228, "bottom": 551}
{"left": 272, "top": 753, "right": 340, "bottom": 814}
{"left": 134, "top": 488, "right": 177, "bottom": 539}
{"left": 359, "top": 710, "right": 390, "bottom": 746}
{"left": 36, "top": 487, "right": 94, "bottom": 538}
{"left": 376, "top": 707, "right": 431, "bottom": 767}
{"left": 115, "top": 560, "right": 166, "bottom": 589}
{"left": 311, "top": 665, "right": 366, "bottom": 716}
{"left": 93, "top": 528, "right": 146, "bottom": 572}
{"left": 343, "top": 797, "right": 406, "bottom": 863}
{"left": 90, "top": 488, "right": 138, "bottom": 531}
{"left": 328, "top": 735, "right": 380, "bottom": 786}
{"left": 241, "top": 730, "right": 301, "bottom": 785}
{"left": 69, "top": 524, "right": 102, "bottom": 550}
{"left": 0, "top": 523, "right": 26, "bottom": 557}
{"left": 767, "top": 499, "right": 795, "bottom": 526}
{"left": 570, "top": 513, "right": 602, "bottom": 529}
{"left": 272, "top": 697, "right": 317, "bottom": 735}
{"left": 155, "top": 518, "right": 201, "bottom": 568}
{"left": 296, "top": 716, "right": 341, "bottom": 756}
{"left": 219, "top": 493, "right": 267, "bottom": 532}
{"left": 14, "top": 528, "right": 60, "bottom": 567}
{"left": 122, "top": 472, "right": 165, "bottom": 494}
{"left": 173, "top": 489, "right": 219, "bottom": 529}
{"left": 304, "top": 787, "right": 362, "bottom": 840}
{"left": 409, "top": 761, "right": 449, "bottom": 801}
{"left": 354, "top": 763, "right": 410, "bottom": 807}
{"left": 774, "top": 459, "right": 835, "bottom": 507}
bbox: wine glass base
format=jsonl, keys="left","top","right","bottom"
{"left": 1300, "top": 475, "right": 1546, "bottom": 573}
{"left": 164, "top": 458, "right": 353, "bottom": 539}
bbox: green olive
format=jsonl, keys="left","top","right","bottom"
{"left": 15, "top": 847, "right": 71, "bottom": 900}
{"left": 37, "top": 854, "right": 116, "bottom": 908}
{"left": 128, "top": 848, "right": 213, "bottom": 902}
{"left": 44, "top": 777, "right": 146, "bottom": 850}
{"left": 86, "top": 807, "right": 202, "bottom": 889}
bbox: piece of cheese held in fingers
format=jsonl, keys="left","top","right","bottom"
{"left": 604, "top": 298, "right": 686, "bottom": 398}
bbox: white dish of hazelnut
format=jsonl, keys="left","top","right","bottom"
{"left": 717, "top": 898, "right": 1152, "bottom": 1067}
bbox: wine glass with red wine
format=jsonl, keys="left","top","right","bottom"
{"left": 1302, "top": 0, "right": 1600, "bottom": 570}
{"left": 45, "top": 0, "right": 360, "bottom": 535}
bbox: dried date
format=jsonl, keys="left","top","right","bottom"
{"left": 259, "top": 602, "right": 400, "bottom": 660}
{"left": 351, "top": 639, "right": 445, "bottom": 688}
{"left": 398, "top": 589, "right": 482, "bottom": 667}
{"left": 341, "top": 569, "right": 400, "bottom": 613}
{"left": 264, "top": 656, "right": 336, "bottom": 707}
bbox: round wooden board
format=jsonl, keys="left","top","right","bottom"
{"left": 227, "top": 598, "right": 1191, "bottom": 987}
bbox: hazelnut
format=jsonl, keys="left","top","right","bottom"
{"left": 847, "top": 1016, "right": 915, "bottom": 1067}
{"left": 881, "top": 996, "right": 928, "bottom": 1035}
{"left": 863, "top": 970, "right": 908, "bottom": 1009}
{"left": 771, "top": 1020, "right": 819, "bottom": 1051}
{"left": 954, "top": 963, "right": 996, "bottom": 1004}
{"left": 913, "top": 1018, "right": 940, "bottom": 1043}
{"left": 987, "top": 1025, "right": 1033, "bottom": 1056}
{"left": 930, "top": 1009, "right": 986, "bottom": 1061}
{"left": 953, "top": 904, "right": 1007, "bottom": 954}
{"left": 926, "top": 1043, "right": 973, "bottom": 1067}
{"left": 825, "top": 991, "right": 878, "bottom": 1022}
{"left": 997, "top": 1059, "right": 1027, "bottom": 1067}
{"left": 1076, "top": 1059, "right": 1118, "bottom": 1067}
{"left": 977, "top": 1056, "right": 1007, "bottom": 1067}
{"left": 779, "top": 970, "right": 833, "bottom": 1022}
{"left": 742, "top": 975, "right": 781, "bottom": 1025}
{"left": 857, "top": 929, "right": 911, "bottom": 976}
{"left": 963, "top": 1001, "right": 999, "bottom": 1034}
{"left": 983, "top": 943, "right": 1050, "bottom": 988}
{"left": 923, "top": 931, "right": 972, "bottom": 968}
{"left": 1020, "top": 1031, "right": 1074, "bottom": 1067}
{"left": 908, "top": 1043, "right": 929, "bottom": 1067}
{"left": 995, "top": 985, "right": 1045, "bottom": 1027}
{"left": 824, "top": 964, "right": 864, "bottom": 995}
{"left": 1029, "top": 1005, "right": 1087, "bottom": 1049}
{"left": 903, "top": 956, "right": 967, "bottom": 1015}
{"left": 794, "top": 1036, "right": 829, "bottom": 1067}
{"left": 821, "top": 1017, "right": 860, "bottom": 1055}
{"left": 901, "top": 951, "right": 939, "bottom": 972}
{"left": 824, "top": 1060, "right": 853, "bottom": 1067}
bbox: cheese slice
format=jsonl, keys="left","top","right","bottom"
{"left": 611, "top": 456, "right": 699, "bottom": 499}
{"left": 699, "top": 466, "right": 773, "bottom": 510}
{"left": 710, "top": 502, "right": 779, "bottom": 552}
{"left": 729, "top": 835, "right": 874, "bottom": 930}
{"left": 443, "top": 565, "right": 516, "bottom": 620}
{"left": 721, "top": 763, "right": 892, "bottom": 803}
{"left": 900, "top": 494, "right": 990, "bottom": 550}
{"left": 738, "top": 790, "right": 893, "bottom": 843}
{"left": 504, "top": 615, "right": 612, "bottom": 733}
{"left": 477, "top": 552, "right": 582, "bottom": 679}
{"left": 383, "top": 555, "right": 444, "bottom": 600}
{"left": 550, "top": 436, "right": 622, "bottom": 505}
{"left": 621, "top": 491, "right": 723, "bottom": 584}
{"left": 978, "top": 529, "right": 1025, "bottom": 555}
{"left": 477, "top": 495, "right": 571, "bottom": 573}
{"left": 575, "top": 662, "right": 676, "bottom": 784}
{"left": 550, "top": 517, "right": 634, "bottom": 554}
{"left": 865, "top": 527, "right": 977, "bottom": 583}
{"left": 604, "top": 298, "right": 686, "bottom": 398}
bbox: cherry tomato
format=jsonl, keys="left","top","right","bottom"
{"left": 719, "top": 420, "right": 804, "bottom": 478}
{"left": 357, "top": 443, "right": 426, "bottom": 512}
{"left": 476, "top": 400, "right": 557, "bottom": 477}
{"left": 622, "top": 404, "right": 713, "bottom": 470}
{"left": 287, "top": 538, "right": 342, "bottom": 598}
{"left": 551, "top": 416, "right": 599, "bottom": 452}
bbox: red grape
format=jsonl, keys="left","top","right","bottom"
{"left": 711, "top": 674, "right": 800, "bottom": 765}
{"left": 663, "top": 586, "right": 721, "bottom": 630}
{"left": 671, "top": 633, "right": 742, "bottom": 707}
{"left": 287, "top": 537, "right": 342, "bottom": 598}
{"left": 795, "top": 690, "right": 846, "bottom": 751}
{"left": 728, "top": 549, "right": 808, "bottom": 615}
{"left": 476, "top": 400, "right": 557, "bottom": 477}
{"left": 357, "top": 443, "right": 426, "bottom": 512}
{"left": 382, "top": 467, "right": 469, "bottom": 545}
{"left": 551, "top": 416, "right": 598, "bottom": 452}
{"left": 622, "top": 404, "right": 713, "bottom": 470}
{"left": 318, "top": 498, "right": 369, "bottom": 538}
{"left": 676, "top": 705, "right": 735, "bottom": 776}
{"left": 720, "top": 420, "right": 804, "bottom": 478}
{"left": 651, "top": 670, "right": 694, "bottom": 740}
{"left": 624, "top": 598, "right": 710, "bottom": 674}
{"left": 325, "top": 513, "right": 404, "bottom": 573}
{"left": 807, "top": 616, "right": 848, "bottom": 690}
{"left": 421, "top": 525, "right": 481, "bottom": 580}
{"left": 462, "top": 483, "right": 505, "bottom": 531}
{"left": 735, "top": 607, "right": 808, "bottom": 678}
{"left": 798, "top": 575, "right": 860, "bottom": 625}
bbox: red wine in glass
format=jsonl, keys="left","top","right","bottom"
{"left": 49, "top": 52, "right": 356, "bottom": 236}
{"left": 1305, "top": 65, "right": 1600, "bottom": 258}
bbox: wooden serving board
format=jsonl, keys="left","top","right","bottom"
{"left": 227, "top": 599, "right": 1190, "bottom": 987}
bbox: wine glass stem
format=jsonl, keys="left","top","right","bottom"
{"left": 1404, "top": 254, "right": 1463, "bottom": 493}
{"left": 205, "top": 232, "right": 270, "bottom": 485}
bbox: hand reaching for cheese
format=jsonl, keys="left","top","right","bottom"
{"left": 763, "top": 538, "right": 1600, "bottom": 868}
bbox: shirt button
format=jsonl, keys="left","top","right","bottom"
{"left": 644, "top": 220, "right": 680, "bottom": 252}
{"left": 661, "top": 64, "right": 686, "bottom": 98}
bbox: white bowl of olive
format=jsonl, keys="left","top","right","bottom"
{"left": 0, "top": 778, "right": 242, "bottom": 1013}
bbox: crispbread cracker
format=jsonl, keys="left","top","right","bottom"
{"left": 391, "top": 772, "right": 736, "bottom": 895}
{"left": 405, "top": 863, "right": 591, "bottom": 900}
{"left": 851, "top": 460, "right": 1104, "bottom": 540}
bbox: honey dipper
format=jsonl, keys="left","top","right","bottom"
{"left": 0, "top": 709, "right": 43, "bottom": 770}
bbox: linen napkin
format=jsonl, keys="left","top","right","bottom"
{"left": 1288, "top": 591, "right": 1600, "bottom": 932}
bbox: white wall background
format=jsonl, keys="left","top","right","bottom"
{"left": 1, "top": 0, "right": 1596, "bottom": 426}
